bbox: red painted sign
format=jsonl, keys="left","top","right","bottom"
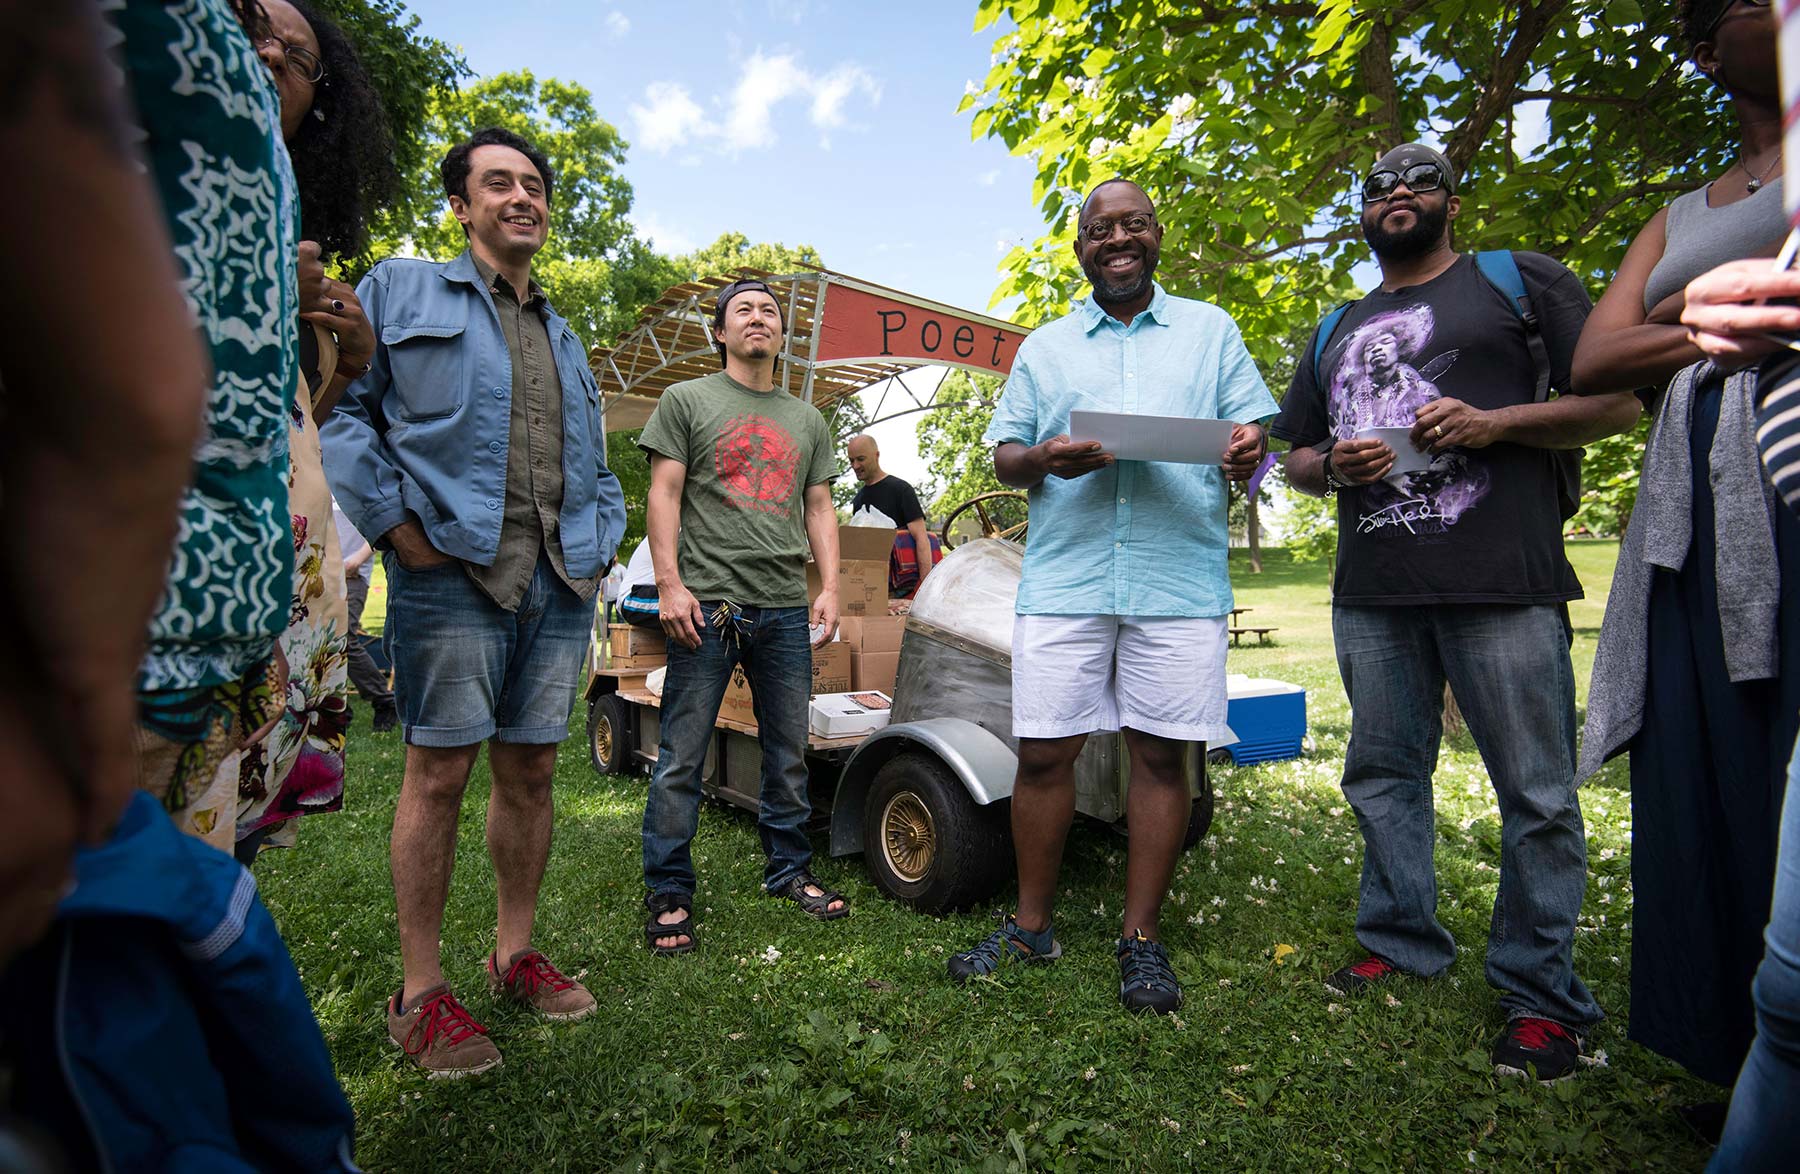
{"left": 815, "top": 281, "right": 1028, "bottom": 375}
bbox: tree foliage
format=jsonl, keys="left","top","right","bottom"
{"left": 667, "top": 232, "right": 825, "bottom": 282}
{"left": 964, "top": 0, "right": 1728, "bottom": 531}
{"left": 915, "top": 370, "right": 1007, "bottom": 513}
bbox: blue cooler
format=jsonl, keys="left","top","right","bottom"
{"left": 1221, "top": 675, "right": 1307, "bottom": 765}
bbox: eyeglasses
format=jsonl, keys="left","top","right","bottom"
{"left": 259, "top": 36, "right": 326, "bottom": 85}
{"left": 1078, "top": 213, "right": 1157, "bottom": 242}
{"left": 1707, "top": 0, "right": 1772, "bottom": 41}
{"left": 1361, "top": 162, "right": 1448, "bottom": 204}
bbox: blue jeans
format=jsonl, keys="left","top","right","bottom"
{"left": 1712, "top": 740, "right": 1800, "bottom": 1171}
{"left": 641, "top": 604, "right": 814, "bottom": 897}
{"left": 1333, "top": 603, "right": 1602, "bottom": 1029}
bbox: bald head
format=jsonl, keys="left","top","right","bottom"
{"left": 1079, "top": 178, "right": 1153, "bottom": 222}
{"left": 847, "top": 433, "right": 882, "bottom": 483}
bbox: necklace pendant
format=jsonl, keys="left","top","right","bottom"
{"left": 1749, "top": 177, "right": 1764, "bottom": 194}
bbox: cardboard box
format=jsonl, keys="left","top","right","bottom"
{"left": 809, "top": 691, "right": 893, "bottom": 739}
{"left": 608, "top": 623, "right": 665, "bottom": 659}
{"left": 811, "top": 640, "right": 853, "bottom": 693}
{"left": 807, "top": 560, "right": 888, "bottom": 617}
{"left": 836, "top": 524, "right": 899, "bottom": 563}
{"left": 718, "top": 640, "right": 855, "bottom": 726}
{"left": 837, "top": 615, "right": 906, "bottom": 654}
{"left": 851, "top": 649, "right": 899, "bottom": 694}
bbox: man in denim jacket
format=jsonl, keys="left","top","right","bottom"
{"left": 324, "top": 127, "right": 625, "bottom": 1077}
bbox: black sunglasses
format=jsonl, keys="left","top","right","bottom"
{"left": 1361, "top": 162, "right": 1449, "bottom": 205}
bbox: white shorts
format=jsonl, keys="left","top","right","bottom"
{"left": 1010, "top": 613, "right": 1230, "bottom": 742}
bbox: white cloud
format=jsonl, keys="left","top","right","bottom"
{"left": 631, "top": 213, "right": 697, "bottom": 256}
{"left": 629, "top": 51, "right": 880, "bottom": 156}
{"left": 978, "top": 168, "right": 1001, "bottom": 187}
{"left": 629, "top": 81, "right": 708, "bottom": 154}
{"left": 605, "top": 11, "right": 630, "bottom": 37}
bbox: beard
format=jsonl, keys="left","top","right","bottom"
{"left": 1082, "top": 244, "right": 1160, "bottom": 305}
{"left": 1361, "top": 200, "right": 1449, "bottom": 261}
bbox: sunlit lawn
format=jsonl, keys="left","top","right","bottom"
{"left": 256, "top": 540, "right": 1714, "bottom": 1170}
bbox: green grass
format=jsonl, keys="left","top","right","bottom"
{"left": 257, "top": 541, "right": 1712, "bottom": 1171}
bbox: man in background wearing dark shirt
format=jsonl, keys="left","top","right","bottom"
{"left": 1272, "top": 142, "right": 1640, "bottom": 1083}
{"left": 848, "top": 434, "right": 935, "bottom": 590}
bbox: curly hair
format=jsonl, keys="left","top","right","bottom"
{"left": 441, "top": 127, "right": 556, "bottom": 207}
{"left": 282, "top": 0, "right": 398, "bottom": 262}
{"left": 1678, "top": 0, "right": 1733, "bottom": 49}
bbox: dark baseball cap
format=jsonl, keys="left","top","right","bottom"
{"left": 711, "top": 279, "right": 786, "bottom": 330}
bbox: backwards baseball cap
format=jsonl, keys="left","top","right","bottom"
{"left": 1368, "top": 142, "right": 1458, "bottom": 193}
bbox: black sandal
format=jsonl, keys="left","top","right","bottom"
{"left": 772, "top": 871, "right": 850, "bottom": 921}
{"left": 644, "top": 891, "right": 696, "bottom": 955}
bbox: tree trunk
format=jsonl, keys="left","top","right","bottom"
{"left": 1247, "top": 494, "right": 1263, "bottom": 573}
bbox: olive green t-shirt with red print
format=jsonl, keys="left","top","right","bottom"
{"left": 638, "top": 372, "right": 835, "bottom": 608}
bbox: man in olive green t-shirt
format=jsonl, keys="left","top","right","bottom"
{"left": 637, "top": 279, "right": 850, "bottom": 954}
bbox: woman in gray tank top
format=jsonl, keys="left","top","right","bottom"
{"left": 1571, "top": 0, "right": 1799, "bottom": 1127}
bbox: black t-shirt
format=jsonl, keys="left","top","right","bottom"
{"left": 851, "top": 475, "right": 925, "bottom": 526}
{"left": 1269, "top": 252, "right": 1591, "bottom": 605}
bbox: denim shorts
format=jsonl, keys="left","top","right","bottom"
{"left": 383, "top": 550, "right": 594, "bottom": 747}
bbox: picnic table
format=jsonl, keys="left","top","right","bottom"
{"left": 1228, "top": 607, "right": 1278, "bottom": 647}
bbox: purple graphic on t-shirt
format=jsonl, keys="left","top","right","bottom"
{"left": 1325, "top": 303, "right": 1488, "bottom": 535}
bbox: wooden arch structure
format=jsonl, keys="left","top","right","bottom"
{"left": 587, "top": 267, "right": 1032, "bottom": 432}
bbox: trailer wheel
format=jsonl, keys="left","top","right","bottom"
{"left": 588, "top": 693, "right": 632, "bottom": 776}
{"left": 862, "top": 752, "right": 1010, "bottom": 913}
{"left": 1183, "top": 756, "right": 1216, "bottom": 850}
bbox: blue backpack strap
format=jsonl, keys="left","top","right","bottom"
{"left": 1474, "top": 250, "right": 1551, "bottom": 403}
{"left": 1311, "top": 302, "right": 1353, "bottom": 386}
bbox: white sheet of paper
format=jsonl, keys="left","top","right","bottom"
{"left": 1067, "top": 410, "right": 1237, "bottom": 465}
{"left": 1355, "top": 426, "right": 1433, "bottom": 475}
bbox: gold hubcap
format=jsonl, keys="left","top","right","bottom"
{"left": 594, "top": 712, "right": 615, "bottom": 768}
{"left": 880, "top": 791, "right": 936, "bottom": 884}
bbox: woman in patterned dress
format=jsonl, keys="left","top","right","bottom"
{"left": 233, "top": 0, "right": 398, "bottom": 860}
{"left": 111, "top": 0, "right": 299, "bottom": 855}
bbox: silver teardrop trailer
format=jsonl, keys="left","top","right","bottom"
{"left": 582, "top": 268, "right": 1212, "bottom": 913}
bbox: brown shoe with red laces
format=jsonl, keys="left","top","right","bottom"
{"left": 386, "top": 985, "right": 502, "bottom": 1079}
{"left": 486, "top": 948, "right": 597, "bottom": 1021}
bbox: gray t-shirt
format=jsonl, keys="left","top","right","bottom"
{"left": 638, "top": 371, "right": 835, "bottom": 607}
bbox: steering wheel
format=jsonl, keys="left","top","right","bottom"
{"left": 939, "top": 491, "right": 1029, "bottom": 550}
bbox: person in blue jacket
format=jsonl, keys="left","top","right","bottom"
{"left": 323, "top": 126, "right": 626, "bottom": 1076}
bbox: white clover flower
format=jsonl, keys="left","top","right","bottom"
{"left": 762, "top": 945, "right": 782, "bottom": 964}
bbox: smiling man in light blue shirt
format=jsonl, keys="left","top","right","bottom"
{"left": 947, "top": 179, "right": 1276, "bottom": 1014}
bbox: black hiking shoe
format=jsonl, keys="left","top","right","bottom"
{"left": 947, "top": 915, "right": 1060, "bottom": 983}
{"left": 1491, "top": 1017, "right": 1583, "bottom": 1083}
{"left": 1324, "top": 953, "right": 1400, "bottom": 997}
{"left": 1117, "top": 931, "right": 1182, "bottom": 1014}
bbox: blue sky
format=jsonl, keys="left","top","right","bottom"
{"left": 409, "top": 0, "right": 1039, "bottom": 319}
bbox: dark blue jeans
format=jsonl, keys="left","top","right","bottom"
{"left": 641, "top": 603, "right": 814, "bottom": 898}
{"left": 1333, "top": 603, "right": 1602, "bottom": 1030}
{"left": 1712, "top": 739, "right": 1800, "bottom": 1171}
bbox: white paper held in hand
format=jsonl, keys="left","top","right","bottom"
{"left": 1067, "top": 409, "right": 1237, "bottom": 465}
{"left": 1354, "top": 426, "right": 1433, "bottom": 474}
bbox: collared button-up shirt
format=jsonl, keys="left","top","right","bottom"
{"left": 323, "top": 251, "right": 626, "bottom": 605}
{"left": 983, "top": 283, "right": 1277, "bottom": 618}
{"left": 465, "top": 253, "right": 597, "bottom": 610}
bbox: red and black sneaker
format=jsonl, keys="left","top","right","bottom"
{"left": 1492, "top": 1017, "right": 1583, "bottom": 1083}
{"left": 1324, "top": 953, "right": 1399, "bottom": 996}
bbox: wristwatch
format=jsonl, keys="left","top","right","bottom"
{"left": 1321, "top": 451, "right": 1348, "bottom": 494}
